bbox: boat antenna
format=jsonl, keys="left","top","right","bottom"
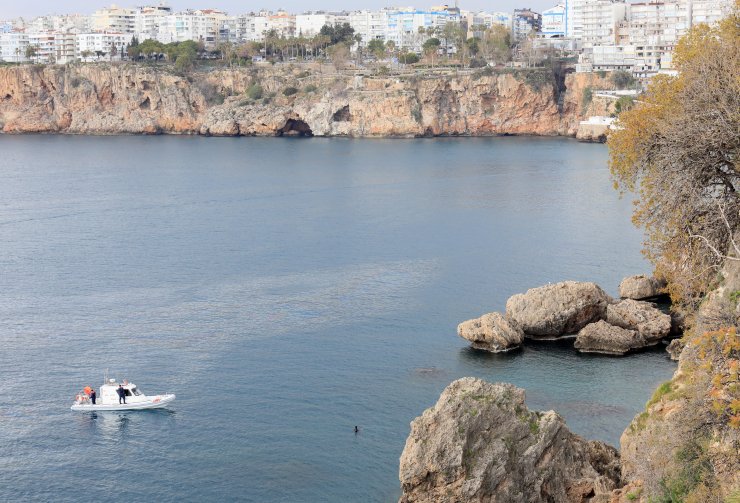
{"left": 104, "top": 368, "right": 108, "bottom": 385}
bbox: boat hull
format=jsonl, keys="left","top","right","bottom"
{"left": 70, "top": 394, "right": 175, "bottom": 411}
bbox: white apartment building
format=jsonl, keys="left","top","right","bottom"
{"left": 582, "top": 0, "right": 627, "bottom": 47}
{"left": 158, "top": 9, "right": 227, "bottom": 47}
{"left": 541, "top": 4, "right": 566, "bottom": 37}
{"left": 463, "top": 10, "right": 512, "bottom": 37}
{"left": 52, "top": 14, "right": 93, "bottom": 33}
{"left": 296, "top": 13, "right": 336, "bottom": 37}
{"left": 385, "top": 7, "right": 460, "bottom": 51}
{"left": 0, "top": 32, "right": 29, "bottom": 63}
{"left": 349, "top": 10, "right": 388, "bottom": 46}
{"left": 134, "top": 5, "right": 171, "bottom": 41}
{"left": 93, "top": 4, "right": 136, "bottom": 33}
{"left": 566, "top": 0, "right": 586, "bottom": 37}
{"left": 77, "top": 32, "right": 133, "bottom": 60}
{"left": 265, "top": 11, "right": 297, "bottom": 38}
{"left": 28, "top": 32, "right": 56, "bottom": 63}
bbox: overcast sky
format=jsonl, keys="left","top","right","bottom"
{"left": 1, "top": 0, "right": 556, "bottom": 20}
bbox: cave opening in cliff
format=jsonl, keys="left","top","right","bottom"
{"left": 139, "top": 97, "right": 151, "bottom": 110}
{"left": 332, "top": 105, "right": 352, "bottom": 122}
{"left": 276, "top": 119, "right": 313, "bottom": 137}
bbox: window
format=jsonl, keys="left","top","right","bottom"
{"left": 132, "top": 387, "right": 142, "bottom": 396}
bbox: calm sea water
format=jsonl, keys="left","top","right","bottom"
{"left": 0, "top": 136, "right": 676, "bottom": 502}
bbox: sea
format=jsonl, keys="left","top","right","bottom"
{"left": 0, "top": 135, "right": 676, "bottom": 502}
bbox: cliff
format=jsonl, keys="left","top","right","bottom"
{"left": 0, "top": 63, "right": 604, "bottom": 137}
{"left": 617, "top": 254, "right": 740, "bottom": 502}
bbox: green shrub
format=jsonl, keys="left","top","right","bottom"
{"left": 611, "top": 70, "right": 636, "bottom": 89}
{"left": 303, "top": 84, "right": 317, "bottom": 93}
{"left": 646, "top": 381, "right": 674, "bottom": 409}
{"left": 582, "top": 86, "right": 593, "bottom": 113}
{"left": 399, "top": 52, "right": 419, "bottom": 64}
{"left": 597, "top": 70, "right": 607, "bottom": 78}
{"left": 282, "top": 86, "right": 298, "bottom": 96}
{"left": 246, "top": 84, "right": 263, "bottom": 100}
{"left": 614, "top": 95, "right": 635, "bottom": 115}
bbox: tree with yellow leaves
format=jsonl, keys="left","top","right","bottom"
{"left": 608, "top": 9, "right": 740, "bottom": 310}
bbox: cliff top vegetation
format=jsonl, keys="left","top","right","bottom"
{"left": 608, "top": 9, "right": 740, "bottom": 312}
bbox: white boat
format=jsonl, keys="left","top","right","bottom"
{"left": 71, "top": 377, "right": 175, "bottom": 411}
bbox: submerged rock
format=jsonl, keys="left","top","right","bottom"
{"left": 606, "top": 299, "right": 671, "bottom": 344}
{"left": 457, "top": 312, "right": 524, "bottom": 352}
{"left": 618, "top": 275, "right": 666, "bottom": 300}
{"left": 398, "top": 377, "right": 621, "bottom": 503}
{"left": 505, "top": 281, "right": 612, "bottom": 339}
{"left": 574, "top": 320, "right": 643, "bottom": 355}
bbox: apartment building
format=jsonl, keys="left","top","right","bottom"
{"left": 582, "top": 0, "right": 628, "bottom": 47}
{"left": 0, "top": 32, "right": 29, "bottom": 62}
{"left": 512, "top": 9, "right": 542, "bottom": 40}
{"left": 541, "top": 4, "right": 566, "bottom": 37}
{"left": 134, "top": 5, "right": 172, "bottom": 41}
{"left": 93, "top": 4, "right": 135, "bottom": 33}
{"left": 385, "top": 7, "right": 460, "bottom": 50}
{"left": 77, "top": 32, "right": 134, "bottom": 60}
{"left": 349, "top": 10, "right": 389, "bottom": 46}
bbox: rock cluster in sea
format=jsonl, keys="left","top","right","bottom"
{"left": 458, "top": 275, "right": 676, "bottom": 356}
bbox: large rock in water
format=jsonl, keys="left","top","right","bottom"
{"left": 457, "top": 312, "right": 524, "bottom": 352}
{"left": 606, "top": 299, "right": 671, "bottom": 344}
{"left": 574, "top": 320, "right": 644, "bottom": 355}
{"left": 399, "top": 378, "right": 621, "bottom": 503}
{"left": 618, "top": 275, "right": 666, "bottom": 300}
{"left": 505, "top": 281, "right": 612, "bottom": 339}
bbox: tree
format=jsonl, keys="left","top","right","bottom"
{"left": 608, "top": 12, "right": 740, "bottom": 309}
{"left": 327, "top": 42, "right": 350, "bottom": 69}
{"left": 25, "top": 44, "right": 39, "bottom": 61}
{"left": 367, "top": 39, "right": 386, "bottom": 60}
{"left": 109, "top": 43, "right": 118, "bottom": 62}
{"left": 319, "top": 23, "right": 355, "bottom": 46}
{"left": 422, "top": 37, "right": 441, "bottom": 67}
{"left": 399, "top": 52, "right": 419, "bottom": 65}
{"left": 480, "top": 25, "right": 511, "bottom": 64}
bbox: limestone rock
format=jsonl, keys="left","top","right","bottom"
{"left": 606, "top": 300, "right": 671, "bottom": 344}
{"left": 457, "top": 312, "right": 524, "bottom": 352}
{"left": 399, "top": 377, "right": 621, "bottom": 503}
{"left": 618, "top": 275, "right": 666, "bottom": 300}
{"left": 574, "top": 320, "right": 644, "bottom": 355}
{"left": 505, "top": 281, "right": 612, "bottom": 339}
{"left": 665, "top": 338, "right": 684, "bottom": 360}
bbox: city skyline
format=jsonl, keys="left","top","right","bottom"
{"left": 1, "top": 0, "right": 556, "bottom": 20}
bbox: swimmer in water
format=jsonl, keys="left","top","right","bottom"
{"left": 354, "top": 426, "right": 359, "bottom": 434}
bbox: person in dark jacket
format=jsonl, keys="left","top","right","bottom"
{"left": 90, "top": 388, "right": 97, "bottom": 405}
{"left": 117, "top": 384, "right": 126, "bottom": 404}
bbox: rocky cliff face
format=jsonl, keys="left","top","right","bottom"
{"left": 398, "top": 378, "right": 621, "bottom": 503}
{"left": 0, "top": 64, "right": 601, "bottom": 137}
{"left": 618, "top": 258, "right": 740, "bottom": 502}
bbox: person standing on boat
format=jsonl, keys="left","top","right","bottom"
{"left": 117, "top": 384, "right": 126, "bottom": 404}
{"left": 90, "top": 388, "right": 96, "bottom": 405}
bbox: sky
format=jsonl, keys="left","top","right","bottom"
{"left": 0, "top": 0, "right": 555, "bottom": 20}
